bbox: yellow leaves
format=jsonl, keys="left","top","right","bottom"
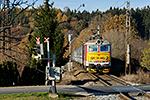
{"left": 57, "top": 12, "right": 63, "bottom": 22}
{"left": 16, "top": 22, "right": 21, "bottom": 29}
{"left": 29, "top": 22, "right": 34, "bottom": 28}
{"left": 105, "top": 14, "right": 127, "bottom": 31}
{"left": 57, "top": 11, "right": 69, "bottom": 23}
{"left": 62, "top": 14, "right": 68, "bottom": 22}
{"left": 103, "top": 14, "right": 140, "bottom": 39}
{"left": 70, "top": 17, "right": 78, "bottom": 26}
{"left": 15, "top": 8, "right": 21, "bottom": 14}
{"left": 140, "top": 43, "right": 150, "bottom": 70}
{"left": 38, "top": 12, "right": 41, "bottom": 15}
{"left": 63, "top": 29, "right": 69, "bottom": 47}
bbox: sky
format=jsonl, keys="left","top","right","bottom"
{"left": 31, "top": 0, "right": 150, "bottom": 12}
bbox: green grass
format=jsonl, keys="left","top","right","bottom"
{"left": 0, "top": 92, "right": 83, "bottom": 100}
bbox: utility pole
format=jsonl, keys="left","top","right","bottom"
{"left": 67, "top": 34, "right": 73, "bottom": 71}
{"left": 125, "top": 2, "right": 131, "bottom": 75}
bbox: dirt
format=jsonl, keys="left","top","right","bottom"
{"left": 57, "top": 64, "right": 96, "bottom": 86}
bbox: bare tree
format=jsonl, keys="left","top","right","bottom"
{"left": 0, "top": 0, "right": 38, "bottom": 75}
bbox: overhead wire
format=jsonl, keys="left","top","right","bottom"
{"left": 111, "top": 0, "right": 120, "bottom": 7}
{"left": 119, "top": 1, "right": 128, "bottom": 8}
{"left": 110, "top": 0, "right": 128, "bottom": 8}
{"left": 89, "top": 0, "right": 129, "bottom": 43}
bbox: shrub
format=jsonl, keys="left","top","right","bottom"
{"left": 140, "top": 42, "right": 150, "bottom": 70}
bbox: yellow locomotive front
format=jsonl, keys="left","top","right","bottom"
{"left": 84, "top": 39, "right": 111, "bottom": 73}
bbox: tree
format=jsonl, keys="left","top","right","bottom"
{"left": 0, "top": 0, "right": 38, "bottom": 77}
{"left": 140, "top": 42, "right": 150, "bottom": 70}
{"left": 143, "top": 9, "right": 150, "bottom": 39}
{"left": 104, "top": 14, "right": 139, "bottom": 39}
{"left": 32, "top": 0, "right": 65, "bottom": 66}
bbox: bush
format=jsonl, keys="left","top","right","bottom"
{"left": 0, "top": 60, "right": 19, "bottom": 86}
{"left": 140, "top": 42, "right": 150, "bottom": 70}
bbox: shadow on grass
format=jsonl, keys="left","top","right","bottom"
{"left": 58, "top": 92, "right": 85, "bottom": 98}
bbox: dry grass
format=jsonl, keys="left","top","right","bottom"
{"left": 136, "top": 68, "right": 150, "bottom": 84}
{"left": 122, "top": 68, "right": 150, "bottom": 84}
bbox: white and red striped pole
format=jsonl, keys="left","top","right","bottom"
{"left": 35, "top": 37, "right": 41, "bottom": 59}
{"left": 44, "top": 37, "right": 50, "bottom": 85}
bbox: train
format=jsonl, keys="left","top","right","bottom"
{"left": 73, "top": 34, "right": 111, "bottom": 73}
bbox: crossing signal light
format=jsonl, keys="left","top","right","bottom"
{"left": 33, "top": 44, "right": 44, "bottom": 59}
{"left": 33, "top": 44, "right": 40, "bottom": 54}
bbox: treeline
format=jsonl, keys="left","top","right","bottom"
{"left": 1, "top": 5, "right": 149, "bottom": 39}
{"left": 105, "top": 6, "right": 150, "bottom": 39}
{"left": 64, "top": 6, "right": 150, "bottom": 39}
{"left": 0, "top": 1, "right": 150, "bottom": 86}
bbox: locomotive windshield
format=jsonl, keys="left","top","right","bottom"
{"left": 88, "top": 45, "right": 98, "bottom": 52}
{"left": 100, "top": 45, "right": 110, "bottom": 52}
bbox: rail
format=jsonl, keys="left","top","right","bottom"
{"left": 72, "top": 61, "right": 150, "bottom": 100}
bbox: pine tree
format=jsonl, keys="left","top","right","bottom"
{"left": 143, "top": 9, "right": 150, "bottom": 39}
{"left": 33, "top": 0, "right": 65, "bottom": 66}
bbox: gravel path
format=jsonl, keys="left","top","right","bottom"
{"left": 74, "top": 94, "right": 150, "bottom": 100}
{"left": 74, "top": 94, "right": 123, "bottom": 100}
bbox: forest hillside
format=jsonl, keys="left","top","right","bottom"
{"left": 0, "top": 1, "right": 150, "bottom": 86}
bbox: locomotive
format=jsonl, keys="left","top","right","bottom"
{"left": 73, "top": 34, "right": 111, "bottom": 73}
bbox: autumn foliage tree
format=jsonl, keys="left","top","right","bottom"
{"left": 104, "top": 14, "right": 139, "bottom": 38}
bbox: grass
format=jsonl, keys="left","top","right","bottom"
{"left": 0, "top": 92, "right": 83, "bottom": 100}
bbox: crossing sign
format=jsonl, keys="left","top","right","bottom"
{"left": 44, "top": 37, "right": 49, "bottom": 43}
{"left": 36, "top": 37, "right": 40, "bottom": 44}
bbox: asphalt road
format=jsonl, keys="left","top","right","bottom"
{"left": 0, "top": 85, "right": 117, "bottom": 96}
{"left": 0, "top": 84, "right": 150, "bottom": 96}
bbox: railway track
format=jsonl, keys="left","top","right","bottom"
{"left": 88, "top": 71, "right": 150, "bottom": 100}
{"left": 72, "top": 62, "right": 150, "bottom": 100}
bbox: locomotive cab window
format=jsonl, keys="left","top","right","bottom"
{"left": 88, "top": 45, "right": 98, "bottom": 52}
{"left": 100, "top": 45, "right": 110, "bottom": 52}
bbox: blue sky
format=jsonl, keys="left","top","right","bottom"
{"left": 32, "top": 0, "right": 150, "bottom": 12}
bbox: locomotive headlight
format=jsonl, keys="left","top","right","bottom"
{"left": 100, "top": 57, "right": 108, "bottom": 59}
{"left": 91, "top": 57, "right": 95, "bottom": 59}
